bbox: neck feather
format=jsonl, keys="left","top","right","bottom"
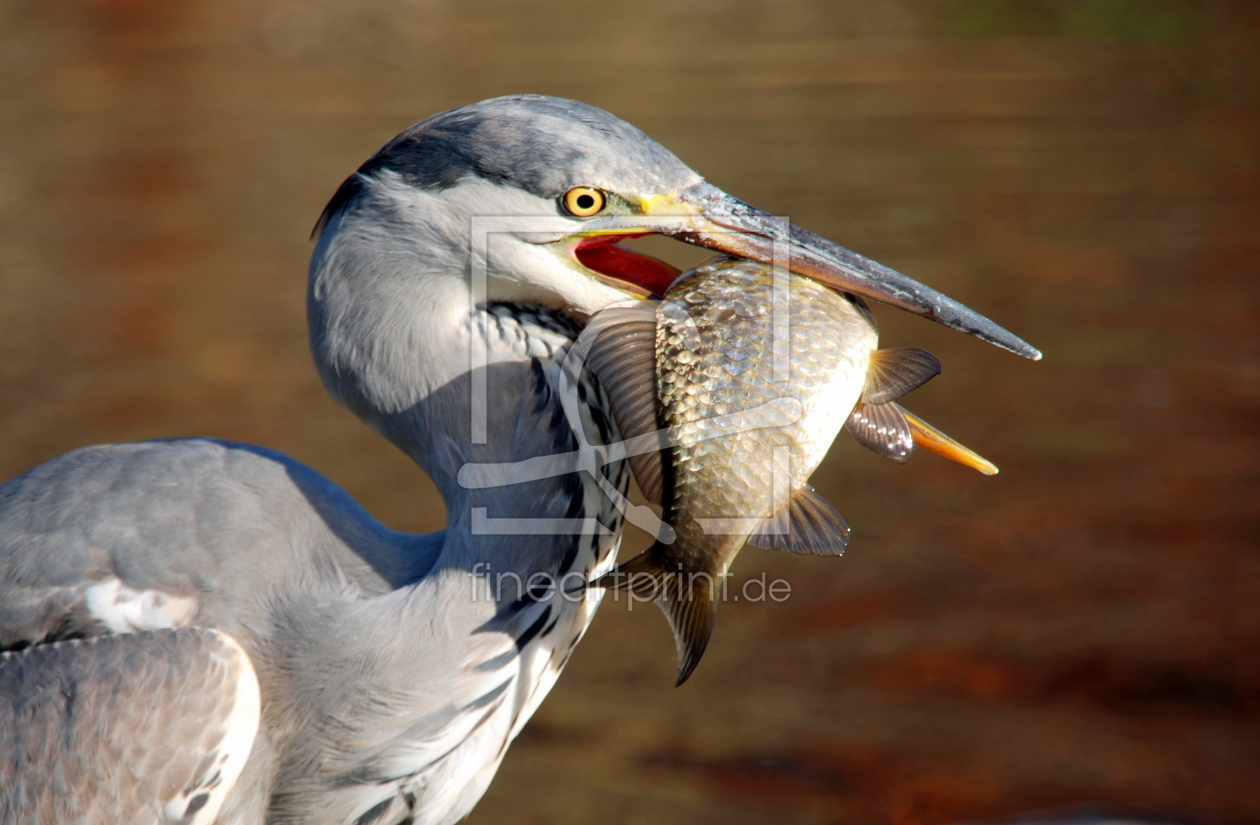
{"left": 308, "top": 203, "right": 625, "bottom": 577}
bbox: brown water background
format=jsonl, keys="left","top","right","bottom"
{"left": 1, "top": 1, "right": 1256, "bottom": 823}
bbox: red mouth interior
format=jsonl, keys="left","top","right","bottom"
{"left": 574, "top": 234, "right": 681, "bottom": 298}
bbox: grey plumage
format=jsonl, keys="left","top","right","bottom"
{"left": 0, "top": 307, "right": 620, "bottom": 825}
{"left": 1, "top": 628, "right": 259, "bottom": 825}
{"left": 0, "top": 94, "right": 1037, "bottom": 824}
{"left": 316, "top": 95, "right": 698, "bottom": 230}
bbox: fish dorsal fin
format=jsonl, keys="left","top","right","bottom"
{"left": 898, "top": 404, "right": 999, "bottom": 476}
{"left": 863, "top": 347, "right": 941, "bottom": 405}
{"left": 748, "top": 485, "right": 850, "bottom": 556}
{"left": 846, "top": 400, "right": 914, "bottom": 462}
{"left": 597, "top": 549, "right": 718, "bottom": 686}
{"left": 847, "top": 293, "right": 878, "bottom": 329}
{"left": 582, "top": 303, "right": 667, "bottom": 504}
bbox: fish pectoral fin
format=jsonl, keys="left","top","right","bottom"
{"left": 748, "top": 485, "right": 850, "bottom": 556}
{"left": 596, "top": 549, "right": 718, "bottom": 686}
{"left": 846, "top": 400, "right": 914, "bottom": 462}
{"left": 582, "top": 303, "right": 668, "bottom": 505}
{"left": 863, "top": 347, "right": 941, "bottom": 405}
{"left": 899, "top": 404, "right": 999, "bottom": 475}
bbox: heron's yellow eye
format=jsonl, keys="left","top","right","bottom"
{"left": 562, "top": 187, "right": 606, "bottom": 218}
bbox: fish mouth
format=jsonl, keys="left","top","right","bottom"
{"left": 571, "top": 182, "right": 1041, "bottom": 360}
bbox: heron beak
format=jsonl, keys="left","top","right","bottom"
{"left": 570, "top": 232, "right": 681, "bottom": 299}
{"left": 583, "top": 181, "right": 1041, "bottom": 360}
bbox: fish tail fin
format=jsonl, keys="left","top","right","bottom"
{"left": 598, "top": 548, "right": 719, "bottom": 686}
{"left": 660, "top": 568, "right": 720, "bottom": 687}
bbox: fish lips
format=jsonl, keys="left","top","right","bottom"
{"left": 582, "top": 181, "right": 1042, "bottom": 361}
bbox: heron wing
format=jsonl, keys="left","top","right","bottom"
{"left": 0, "top": 627, "right": 260, "bottom": 825}
{"left": 0, "top": 439, "right": 443, "bottom": 653}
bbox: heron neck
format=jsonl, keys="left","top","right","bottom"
{"left": 308, "top": 218, "right": 621, "bottom": 576}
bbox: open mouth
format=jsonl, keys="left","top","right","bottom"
{"left": 573, "top": 234, "right": 681, "bottom": 299}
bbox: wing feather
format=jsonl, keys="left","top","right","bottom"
{"left": 0, "top": 628, "right": 260, "bottom": 825}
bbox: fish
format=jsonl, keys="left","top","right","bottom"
{"left": 580, "top": 254, "right": 997, "bottom": 685}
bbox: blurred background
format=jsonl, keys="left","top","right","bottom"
{"left": 0, "top": 1, "right": 1256, "bottom": 823}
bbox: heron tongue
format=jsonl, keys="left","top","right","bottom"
{"left": 575, "top": 236, "right": 680, "bottom": 297}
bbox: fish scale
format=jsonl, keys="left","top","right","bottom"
{"left": 585, "top": 254, "right": 993, "bottom": 685}
{"left": 658, "top": 260, "right": 875, "bottom": 558}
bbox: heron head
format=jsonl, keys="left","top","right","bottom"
{"left": 313, "top": 94, "right": 1038, "bottom": 360}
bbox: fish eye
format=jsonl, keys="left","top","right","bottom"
{"left": 561, "top": 187, "right": 607, "bottom": 218}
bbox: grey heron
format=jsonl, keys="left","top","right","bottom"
{"left": 0, "top": 95, "right": 1039, "bottom": 825}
